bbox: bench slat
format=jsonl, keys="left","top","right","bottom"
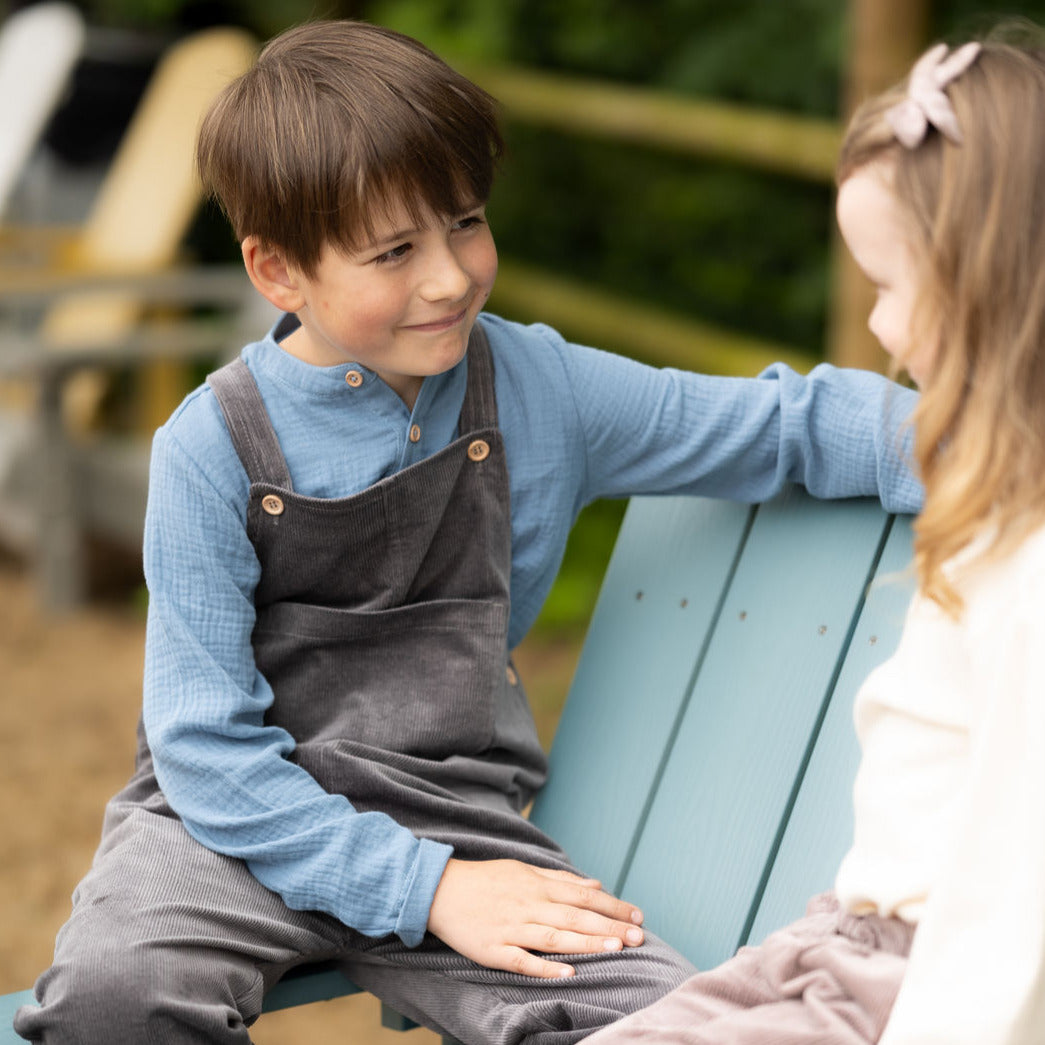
{"left": 531, "top": 495, "right": 753, "bottom": 893}
{"left": 746, "top": 515, "right": 914, "bottom": 944}
{"left": 619, "top": 491, "right": 892, "bottom": 969}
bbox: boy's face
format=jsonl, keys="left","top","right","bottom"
{"left": 276, "top": 196, "right": 497, "bottom": 408}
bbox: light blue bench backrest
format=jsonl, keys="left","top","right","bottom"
{"left": 531, "top": 488, "right": 914, "bottom": 970}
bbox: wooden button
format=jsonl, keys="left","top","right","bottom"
{"left": 345, "top": 370, "right": 363, "bottom": 388}
{"left": 409, "top": 424, "right": 421, "bottom": 443}
{"left": 505, "top": 665, "right": 518, "bottom": 686}
{"left": 261, "top": 494, "right": 285, "bottom": 516}
{"left": 467, "top": 439, "right": 490, "bottom": 462}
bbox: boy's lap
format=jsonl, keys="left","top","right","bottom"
{"left": 55, "top": 800, "right": 693, "bottom": 1038}
{"left": 65, "top": 803, "right": 348, "bottom": 968}
{"left": 341, "top": 928, "right": 695, "bottom": 1043}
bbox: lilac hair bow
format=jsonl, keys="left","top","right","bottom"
{"left": 885, "top": 42, "right": 982, "bottom": 148}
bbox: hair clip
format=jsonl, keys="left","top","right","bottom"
{"left": 885, "top": 42, "right": 982, "bottom": 149}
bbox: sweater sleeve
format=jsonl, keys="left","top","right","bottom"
{"left": 880, "top": 567, "right": 1045, "bottom": 1044}
{"left": 539, "top": 327, "right": 921, "bottom": 514}
{"left": 142, "top": 421, "right": 451, "bottom": 947}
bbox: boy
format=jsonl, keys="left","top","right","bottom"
{"left": 16, "top": 20, "right": 920, "bottom": 1045}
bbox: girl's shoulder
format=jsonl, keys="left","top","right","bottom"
{"left": 961, "top": 517, "right": 1045, "bottom": 625}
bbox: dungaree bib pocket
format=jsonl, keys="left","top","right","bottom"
{"left": 253, "top": 596, "right": 505, "bottom": 757}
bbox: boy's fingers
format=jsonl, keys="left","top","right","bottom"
{"left": 500, "top": 946, "right": 575, "bottom": 980}
{"left": 518, "top": 924, "right": 635, "bottom": 956}
{"left": 544, "top": 878, "right": 644, "bottom": 927}
{"left": 542, "top": 904, "right": 645, "bottom": 947}
{"left": 531, "top": 867, "right": 602, "bottom": 889}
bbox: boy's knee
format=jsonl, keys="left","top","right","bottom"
{"left": 15, "top": 946, "right": 258, "bottom": 1044}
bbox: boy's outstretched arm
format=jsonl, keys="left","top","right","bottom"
{"left": 428, "top": 858, "right": 645, "bottom": 979}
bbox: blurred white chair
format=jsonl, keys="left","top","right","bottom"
{"left": 0, "top": 2, "right": 86, "bottom": 218}
{"left": 0, "top": 24, "right": 259, "bottom": 608}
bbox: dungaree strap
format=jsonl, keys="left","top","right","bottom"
{"left": 458, "top": 321, "right": 499, "bottom": 433}
{"left": 206, "top": 358, "right": 293, "bottom": 489}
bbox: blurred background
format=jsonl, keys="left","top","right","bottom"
{"left": 1, "top": 0, "right": 1042, "bottom": 1040}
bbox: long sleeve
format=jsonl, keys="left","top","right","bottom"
{"left": 556, "top": 334, "right": 919, "bottom": 512}
{"left": 879, "top": 537, "right": 1045, "bottom": 1044}
{"left": 143, "top": 424, "right": 451, "bottom": 947}
{"left": 486, "top": 317, "right": 920, "bottom": 643}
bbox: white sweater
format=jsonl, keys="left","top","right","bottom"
{"left": 835, "top": 523, "right": 1045, "bottom": 1044}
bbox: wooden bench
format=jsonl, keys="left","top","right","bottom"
{"left": 0, "top": 487, "right": 914, "bottom": 1041}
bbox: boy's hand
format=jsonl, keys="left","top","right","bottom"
{"left": 427, "top": 857, "right": 645, "bottom": 979}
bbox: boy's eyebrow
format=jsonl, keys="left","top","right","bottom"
{"left": 361, "top": 202, "right": 486, "bottom": 252}
{"left": 363, "top": 224, "right": 423, "bottom": 251}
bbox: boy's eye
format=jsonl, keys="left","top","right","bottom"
{"left": 453, "top": 214, "right": 486, "bottom": 232}
{"left": 375, "top": 242, "right": 412, "bottom": 264}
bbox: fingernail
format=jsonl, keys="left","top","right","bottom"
{"left": 603, "top": 937, "right": 622, "bottom": 951}
{"left": 558, "top": 966, "right": 574, "bottom": 978}
{"left": 625, "top": 928, "right": 643, "bottom": 946}
{"left": 630, "top": 909, "right": 644, "bottom": 925}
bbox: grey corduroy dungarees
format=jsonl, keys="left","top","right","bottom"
{"left": 15, "top": 325, "right": 692, "bottom": 1045}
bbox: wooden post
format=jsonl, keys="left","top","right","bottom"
{"left": 827, "top": 0, "right": 930, "bottom": 370}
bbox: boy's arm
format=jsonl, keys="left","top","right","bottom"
{"left": 144, "top": 421, "right": 645, "bottom": 967}
{"left": 144, "top": 425, "right": 451, "bottom": 946}
{"left": 521, "top": 323, "right": 922, "bottom": 513}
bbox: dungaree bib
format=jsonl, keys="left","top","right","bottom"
{"left": 205, "top": 321, "right": 565, "bottom": 863}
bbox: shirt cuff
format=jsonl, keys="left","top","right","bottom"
{"left": 393, "top": 837, "right": 454, "bottom": 947}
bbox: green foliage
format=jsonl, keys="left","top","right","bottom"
{"left": 490, "top": 125, "right": 832, "bottom": 357}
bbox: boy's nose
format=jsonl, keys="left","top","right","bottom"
{"left": 419, "top": 249, "right": 471, "bottom": 301}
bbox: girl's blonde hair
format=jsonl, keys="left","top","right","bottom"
{"left": 838, "top": 28, "right": 1045, "bottom": 616}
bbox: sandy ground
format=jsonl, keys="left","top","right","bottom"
{"left": 0, "top": 554, "right": 580, "bottom": 1043}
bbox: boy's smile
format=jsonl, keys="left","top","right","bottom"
{"left": 245, "top": 198, "right": 498, "bottom": 410}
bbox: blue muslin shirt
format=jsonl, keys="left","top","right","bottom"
{"left": 142, "top": 311, "right": 920, "bottom": 948}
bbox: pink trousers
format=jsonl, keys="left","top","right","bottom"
{"left": 586, "top": 893, "right": 914, "bottom": 1044}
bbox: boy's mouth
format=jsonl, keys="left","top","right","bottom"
{"left": 403, "top": 307, "right": 470, "bottom": 333}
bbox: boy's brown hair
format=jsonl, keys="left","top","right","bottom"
{"left": 197, "top": 20, "right": 504, "bottom": 277}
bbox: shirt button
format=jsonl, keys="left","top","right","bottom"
{"left": 467, "top": 439, "right": 490, "bottom": 462}
{"left": 409, "top": 424, "right": 421, "bottom": 443}
{"left": 261, "top": 494, "right": 285, "bottom": 516}
{"left": 505, "top": 665, "right": 518, "bottom": 686}
{"left": 345, "top": 370, "right": 363, "bottom": 388}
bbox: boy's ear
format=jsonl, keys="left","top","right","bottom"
{"left": 241, "top": 236, "right": 307, "bottom": 313}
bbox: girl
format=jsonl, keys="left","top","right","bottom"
{"left": 586, "top": 28, "right": 1045, "bottom": 1045}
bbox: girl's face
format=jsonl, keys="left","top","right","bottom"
{"left": 836, "top": 165, "right": 934, "bottom": 386}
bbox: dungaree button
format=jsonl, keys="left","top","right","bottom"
{"left": 261, "top": 494, "right": 285, "bottom": 516}
{"left": 409, "top": 424, "right": 421, "bottom": 443}
{"left": 345, "top": 370, "right": 364, "bottom": 388}
{"left": 467, "top": 439, "right": 490, "bottom": 462}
